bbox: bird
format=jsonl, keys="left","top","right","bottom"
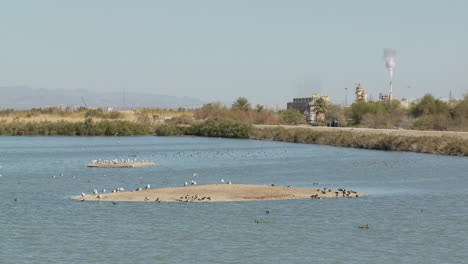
{"left": 184, "top": 182, "right": 188, "bottom": 187}
{"left": 193, "top": 173, "right": 199, "bottom": 177}
{"left": 102, "top": 189, "right": 106, "bottom": 193}
{"left": 146, "top": 184, "right": 151, "bottom": 189}
{"left": 220, "top": 179, "right": 225, "bottom": 184}
{"left": 358, "top": 224, "right": 369, "bottom": 229}
{"left": 93, "top": 189, "right": 98, "bottom": 194}
{"left": 81, "top": 193, "right": 86, "bottom": 197}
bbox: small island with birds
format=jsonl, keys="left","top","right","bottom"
{"left": 87, "top": 159, "right": 156, "bottom": 168}
{"left": 71, "top": 184, "right": 367, "bottom": 203}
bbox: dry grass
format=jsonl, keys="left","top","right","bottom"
{"left": 0, "top": 108, "right": 193, "bottom": 124}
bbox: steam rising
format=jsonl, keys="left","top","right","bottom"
{"left": 383, "top": 48, "right": 396, "bottom": 80}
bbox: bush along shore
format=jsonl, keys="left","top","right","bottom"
{"left": 250, "top": 127, "right": 468, "bottom": 157}
{"left": 0, "top": 118, "right": 155, "bottom": 136}
{"left": 153, "top": 120, "right": 468, "bottom": 156}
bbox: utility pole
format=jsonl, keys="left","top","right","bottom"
{"left": 81, "top": 96, "right": 88, "bottom": 108}
{"left": 344, "top": 87, "right": 348, "bottom": 106}
{"left": 123, "top": 88, "right": 126, "bottom": 111}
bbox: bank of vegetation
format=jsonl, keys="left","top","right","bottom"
{"left": 152, "top": 121, "right": 468, "bottom": 156}
{"left": 1, "top": 95, "right": 468, "bottom": 156}
{"left": 345, "top": 94, "right": 468, "bottom": 131}
{"left": 0, "top": 118, "right": 155, "bottom": 136}
{"left": 152, "top": 96, "right": 468, "bottom": 156}
{"left": 250, "top": 127, "right": 468, "bottom": 157}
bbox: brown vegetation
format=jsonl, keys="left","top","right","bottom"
{"left": 250, "top": 126, "right": 468, "bottom": 156}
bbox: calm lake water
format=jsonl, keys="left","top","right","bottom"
{"left": 0, "top": 136, "right": 467, "bottom": 264}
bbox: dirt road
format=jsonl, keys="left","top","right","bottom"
{"left": 254, "top": 125, "right": 468, "bottom": 140}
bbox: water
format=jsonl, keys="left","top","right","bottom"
{"left": 0, "top": 136, "right": 467, "bottom": 264}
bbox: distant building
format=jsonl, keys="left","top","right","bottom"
{"left": 286, "top": 94, "right": 330, "bottom": 123}
{"left": 400, "top": 98, "right": 410, "bottom": 108}
{"left": 355, "top": 83, "right": 367, "bottom": 102}
{"left": 379, "top": 93, "right": 390, "bottom": 102}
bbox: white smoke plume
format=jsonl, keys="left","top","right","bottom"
{"left": 383, "top": 48, "right": 396, "bottom": 80}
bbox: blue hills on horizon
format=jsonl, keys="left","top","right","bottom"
{"left": 0, "top": 86, "right": 206, "bottom": 110}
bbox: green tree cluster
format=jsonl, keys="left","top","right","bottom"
{"left": 279, "top": 109, "right": 305, "bottom": 125}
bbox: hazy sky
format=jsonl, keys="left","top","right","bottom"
{"left": 1, "top": 0, "right": 467, "bottom": 105}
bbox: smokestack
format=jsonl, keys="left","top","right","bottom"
{"left": 383, "top": 49, "right": 396, "bottom": 100}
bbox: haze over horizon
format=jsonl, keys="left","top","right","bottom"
{"left": 1, "top": 1, "right": 467, "bottom": 105}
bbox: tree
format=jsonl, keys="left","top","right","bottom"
{"left": 410, "top": 94, "right": 449, "bottom": 117}
{"left": 313, "top": 98, "right": 327, "bottom": 122}
{"left": 232, "top": 97, "right": 251, "bottom": 112}
{"left": 347, "top": 101, "right": 386, "bottom": 125}
{"left": 279, "top": 109, "right": 305, "bottom": 125}
{"left": 255, "top": 104, "right": 264, "bottom": 112}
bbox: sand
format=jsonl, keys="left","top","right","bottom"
{"left": 70, "top": 184, "right": 367, "bottom": 203}
{"left": 87, "top": 161, "right": 155, "bottom": 168}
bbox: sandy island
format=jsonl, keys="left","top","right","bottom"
{"left": 71, "top": 184, "right": 367, "bottom": 203}
{"left": 87, "top": 161, "right": 155, "bottom": 168}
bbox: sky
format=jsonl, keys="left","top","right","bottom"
{"left": 1, "top": 0, "right": 468, "bottom": 105}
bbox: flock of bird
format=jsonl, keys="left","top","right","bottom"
{"left": 90, "top": 159, "right": 152, "bottom": 164}
{"left": 81, "top": 184, "right": 152, "bottom": 199}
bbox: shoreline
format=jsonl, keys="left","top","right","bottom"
{"left": 254, "top": 125, "right": 468, "bottom": 140}
{"left": 70, "top": 184, "right": 367, "bottom": 203}
{"left": 250, "top": 126, "right": 468, "bottom": 157}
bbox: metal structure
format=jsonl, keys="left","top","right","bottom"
{"left": 355, "top": 83, "right": 367, "bottom": 102}
{"left": 383, "top": 49, "right": 396, "bottom": 100}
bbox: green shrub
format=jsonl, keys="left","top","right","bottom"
{"left": 193, "top": 119, "right": 252, "bottom": 138}
{"left": 154, "top": 124, "right": 185, "bottom": 136}
{"left": 279, "top": 109, "right": 305, "bottom": 125}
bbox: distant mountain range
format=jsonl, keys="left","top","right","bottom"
{"left": 0, "top": 86, "right": 206, "bottom": 109}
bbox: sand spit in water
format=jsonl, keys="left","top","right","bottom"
{"left": 71, "top": 184, "right": 367, "bottom": 203}
{"left": 87, "top": 161, "right": 155, "bottom": 168}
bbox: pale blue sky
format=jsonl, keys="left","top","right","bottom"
{"left": 1, "top": 0, "right": 467, "bottom": 105}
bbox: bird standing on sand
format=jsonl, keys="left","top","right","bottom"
{"left": 184, "top": 182, "right": 188, "bottom": 187}
{"left": 221, "top": 179, "right": 225, "bottom": 184}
